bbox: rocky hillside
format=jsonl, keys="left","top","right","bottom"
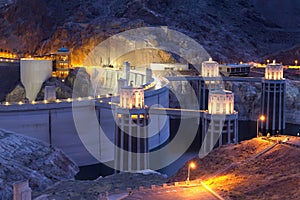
{"left": 228, "top": 79, "right": 300, "bottom": 124}
{"left": 169, "top": 137, "right": 300, "bottom": 199}
{"left": 34, "top": 172, "right": 167, "bottom": 199}
{"left": 0, "top": 0, "right": 299, "bottom": 65}
{"left": 0, "top": 129, "right": 79, "bottom": 200}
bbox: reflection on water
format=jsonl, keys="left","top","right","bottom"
{"left": 76, "top": 119, "right": 300, "bottom": 180}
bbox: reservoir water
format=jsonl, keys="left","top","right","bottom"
{"left": 75, "top": 119, "right": 300, "bottom": 180}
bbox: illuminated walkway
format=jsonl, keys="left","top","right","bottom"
{"left": 120, "top": 183, "right": 219, "bottom": 200}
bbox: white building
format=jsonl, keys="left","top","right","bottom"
{"left": 115, "top": 86, "right": 149, "bottom": 172}
{"left": 202, "top": 90, "right": 238, "bottom": 152}
{"left": 199, "top": 58, "right": 223, "bottom": 110}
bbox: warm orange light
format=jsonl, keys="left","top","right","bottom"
{"left": 259, "top": 115, "right": 265, "bottom": 121}
{"left": 189, "top": 162, "right": 196, "bottom": 169}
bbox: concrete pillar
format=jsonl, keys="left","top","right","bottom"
{"left": 44, "top": 86, "right": 56, "bottom": 101}
{"left": 146, "top": 68, "right": 152, "bottom": 83}
{"left": 261, "top": 79, "right": 286, "bottom": 135}
{"left": 13, "top": 180, "right": 31, "bottom": 200}
{"left": 118, "top": 78, "right": 127, "bottom": 94}
{"left": 123, "top": 62, "right": 130, "bottom": 81}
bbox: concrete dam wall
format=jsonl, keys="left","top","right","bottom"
{"left": 0, "top": 84, "right": 170, "bottom": 167}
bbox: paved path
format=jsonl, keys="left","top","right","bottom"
{"left": 107, "top": 193, "right": 129, "bottom": 200}
{"left": 122, "top": 184, "right": 218, "bottom": 200}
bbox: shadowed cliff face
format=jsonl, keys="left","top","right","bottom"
{"left": 0, "top": 0, "right": 299, "bottom": 65}
{"left": 0, "top": 129, "right": 78, "bottom": 199}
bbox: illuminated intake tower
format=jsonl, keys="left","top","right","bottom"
{"left": 199, "top": 58, "right": 223, "bottom": 110}
{"left": 260, "top": 60, "right": 286, "bottom": 135}
{"left": 114, "top": 86, "right": 149, "bottom": 172}
{"left": 202, "top": 90, "right": 238, "bottom": 151}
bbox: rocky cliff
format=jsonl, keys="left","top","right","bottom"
{"left": 168, "top": 77, "right": 300, "bottom": 125}
{"left": 0, "top": 0, "right": 299, "bottom": 65}
{"left": 0, "top": 129, "right": 79, "bottom": 200}
{"left": 229, "top": 79, "right": 300, "bottom": 125}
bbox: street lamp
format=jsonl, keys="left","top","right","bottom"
{"left": 267, "top": 59, "right": 270, "bottom": 64}
{"left": 186, "top": 162, "right": 196, "bottom": 184}
{"left": 295, "top": 60, "right": 298, "bottom": 66}
{"left": 257, "top": 115, "right": 265, "bottom": 138}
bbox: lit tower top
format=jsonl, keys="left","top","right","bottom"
{"left": 119, "top": 86, "right": 144, "bottom": 109}
{"left": 260, "top": 59, "right": 286, "bottom": 135}
{"left": 202, "top": 89, "right": 238, "bottom": 151}
{"left": 208, "top": 90, "right": 234, "bottom": 115}
{"left": 265, "top": 60, "right": 283, "bottom": 80}
{"left": 116, "top": 85, "right": 149, "bottom": 172}
{"left": 201, "top": 58, "right": 220, "bottom": 77}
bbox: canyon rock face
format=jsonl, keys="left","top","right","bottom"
{"left": 0, "top": 0, "right": 299, "bottom": 65}
{"left": 168, "top": 78, "right": 300, "bottom": 125}
{"left": 0, "top": 129, "right": 79, "bottom": 200}
{"left": 4, "top": 83, "right": 25, "bottom": 102}
{"left": 228, "top": 79, "right": 300, "bottom": 125}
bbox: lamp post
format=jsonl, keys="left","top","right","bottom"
{"left": 186, "top": 162, "right": 196, "bottom": 184}
{"left": 295, "top": 60, "right": 298, "bottom": 66}
{"left": 257, "top": 115, "right": 265, "bottom": 138}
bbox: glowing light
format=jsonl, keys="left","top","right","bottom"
{"left": 131, "top": 114, "right": 138, "bottom": 119}
{"left": 186, "top": 162, "right": 196, "bottom": 183}
{"left": 259, "top": 115, "right": 265, "bottom": 121}
{"left": 99, "top": 100, "right": 103, "bottom": 103}
{"left": 18, "top": 101, "right": 23, "bottom": 105}
{"left": 189, "top": 162, "right": 196, "bottom": 169}
{"left": 88, "top": 96, "right": 93, "bottom": 100}
{"left": 67, "top": 98, "right": 72, "bottom": 102}
{"left": 56, "top": 99, "right": 61, "bottom": 103}
{"left": 31, "top": 101, "right": 36, "bottom": 105}
{"left": 257, "top": 115, "right": 266, "bottom": 137}
{"left": 97, "top": 95, "right": 101, "bottom": 98}
{"left": 43, "top": 100, "right": 48, "bottom": 104}
{"left": 4, "top": 102, "right": 10, "bottom": 106}
{"left": 77, "top": 97, "right": 82, "bottom": 101}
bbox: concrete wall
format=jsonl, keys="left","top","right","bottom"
{"left": 145, "top": 86, "right": 170, "bottom": 149}
{"left": 0, "top": 81, "right": 170, "bottom": 167}
{"left": 20, "top": 59, "right": 52, "bottom": 101}
{"left": 150, "top": 63, "right": 188, "bottom": 71}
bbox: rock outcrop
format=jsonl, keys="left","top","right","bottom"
{"left": 35, "top": 172, "right": 167, "bottom": 200}
{"left": 0, "top": 0, "right": 299, "bottom": 64}
{"left": 230, "top": 79, "right": 300, "bottom": 124}
{"left": 0, "top": 129, "right": 78, "bottom": 200}
{"left": 5, "top": 83, "right": 25, "bottom": 102}
{"left": 168, "top": 78, "right": 300, "bottom": 125}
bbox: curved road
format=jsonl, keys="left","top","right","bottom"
{"left": 119, "top": 183, "right": 219, "bottom": 200}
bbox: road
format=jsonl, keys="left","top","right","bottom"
{"left": 121, "top": 183, "right": 219, "bottom": 200}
